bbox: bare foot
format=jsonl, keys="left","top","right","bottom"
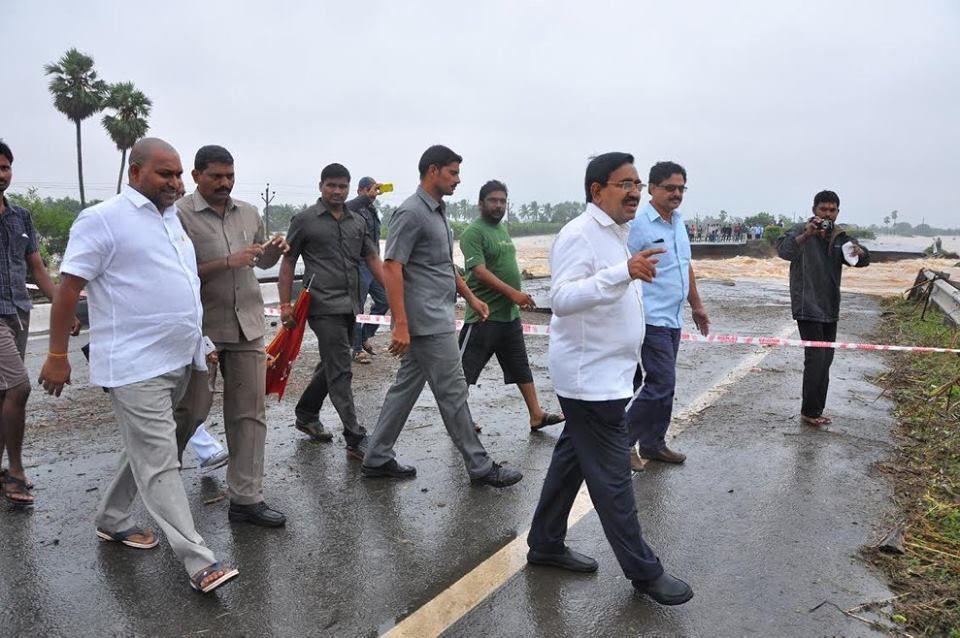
{"left": 800, "top": 414, "right": 829, "bottom": 426}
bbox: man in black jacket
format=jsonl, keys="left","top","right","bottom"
{"left": 776, "top": 190, "right": 870, "bottom": 426}
{"left": 347, "top": 177, "right": 388, "bottom": 364}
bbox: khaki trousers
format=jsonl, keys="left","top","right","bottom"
{"left": 174, "top": 338, "right": 267, "bottom": 505}
{"left": 95, "top": 366, "right": 217, "bottom": 576}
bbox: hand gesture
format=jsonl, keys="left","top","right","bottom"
{"left": 280, "top": 306, "right": 296, "bottom": 329}
{"left": 511, "top": 290, "right": 537, "bottom": 311}
{"left": 628, "top": 248, "right": 666, "bottom": 282}
{"left": 70, "top": 316, "right": 81, "bottom": 336}
{"left": 38, "top": 356, "right": 71, "bottom": 397}
{"left": 261, "top": 235, "right": 289, "bottom": 261}
{"left": 227, "top": 244, "right": 264, "bottom": 269}
{"left": 691, "top": 304, "right": 710, "bottom": 336}
{"left": 388, "top": 322, "right": 411, "bottom": 357}
{"left": 469, "top": 297, "right": 490, "bottom": 322}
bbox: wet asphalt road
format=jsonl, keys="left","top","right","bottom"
{"left": 0, "top": 280, "right": 895, "bottom": 637}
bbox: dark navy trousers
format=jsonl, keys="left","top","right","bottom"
{"left": 528, "top": 396, "right": 663, "bottom": 582}
{"left": 627, "top": 325, "right": 681, "bottom": 454}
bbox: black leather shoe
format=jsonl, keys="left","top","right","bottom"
{"left": 632, "top": 572, "right": 694, "bottom": 605}
{"left": 527, "top": 547, "right": 598, "bottom": 573}
{"left": 228, "top": 502, "right": 287, "bottom": 528}
{"left": 361, "top": 459, "right": 417, "bottom": 479}
{"left": 471, "top": 462, "right": 523, "bottom": 488}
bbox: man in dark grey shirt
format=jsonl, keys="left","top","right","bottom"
{"left": 777, "top": 190, "right": 870, "bottom": 426}
{"left": 346, "top": 176, "right": 388, "bottom": 363}
{"left": 361, "top": 145, "right": 522, "bottom": 488}
{"left": 279, "top": 163, "right": 383, "bottom": 459}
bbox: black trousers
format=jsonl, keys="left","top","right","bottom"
{"left": 627, "top": 325, "right": 681, "bottom": 454}
{"left": 528, "top": 396, "right": 663, "bottom": 582}
{"left": 295, "top": 314, "right": 366, "bottom": 445}
{"left": 797, "top": 320, "right": 837, "bottom": 418}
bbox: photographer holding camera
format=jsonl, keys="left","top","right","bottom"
{"left": 777, "top": 190, "right": 870, "bottom": 426}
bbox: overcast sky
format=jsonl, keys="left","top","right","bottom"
{"left": 4, "top": 0, "right": 959, "bottom": 226}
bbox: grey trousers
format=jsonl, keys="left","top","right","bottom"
{"left": 295, "top": 314, "right": 366, "bottom": 446}
{"left": 364, "top": 331, "right": 493, "bottom": 478}
{"left": 174, "top": 339, "right": 267, "bottom": 505}
{"left": 95, "top": 366, "right": 217, "bottom": 576}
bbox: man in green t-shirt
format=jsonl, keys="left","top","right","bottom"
{"left": 458, "top": 180, "right": 564, "bottom": 431}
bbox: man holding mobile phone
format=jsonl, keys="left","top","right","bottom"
{"left": 625, "top": 162, "right": 709, "bottom": 470}
{"left": 347, "top": 176, "right": 389, "bottom": 364}
{"left": 174, "top": 145, "right": 288, "bottom": 528}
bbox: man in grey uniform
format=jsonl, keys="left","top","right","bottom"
{"left": 361, "top": 145, "right": 522, "bottom": 488}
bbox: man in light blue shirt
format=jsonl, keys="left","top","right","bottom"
{"left": 625, "top": 162, "right": 710, "bottom": 467}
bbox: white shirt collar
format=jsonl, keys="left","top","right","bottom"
{"left": 585, "top": 202, "right": 619, "bottom": 227}
{"left": 121, "top": 185, "right": 175, "bottom": 216}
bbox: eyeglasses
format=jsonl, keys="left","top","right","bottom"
{"left": 653, "top": 184, "right": 688, "bottom": 193}
{"left": 607, "top": 179, "right": 646, "bottom": 192}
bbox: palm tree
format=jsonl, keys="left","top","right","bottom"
{"left": 102, "top": 82, "right": 153, "bottom": 194}
{"left": 43, "top": 48, "right": 108, "bottom": 208}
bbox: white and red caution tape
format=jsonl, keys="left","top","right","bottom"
{"left": 679, "top": 332, "right": 960, "bottom": 354}
{"left": 264, "top": 309, "right": 960, "bottom": 354}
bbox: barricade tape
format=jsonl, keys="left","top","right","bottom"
{"left": 264, "top": 309, "right": 960, "bottom": 354}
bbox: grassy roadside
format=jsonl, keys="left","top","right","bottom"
{"left": 865, "top": 297, "right": 960, "bottom": 637}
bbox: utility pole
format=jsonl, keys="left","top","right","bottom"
{"left": 261, "top": 183, "right": 275, "bottom": 234}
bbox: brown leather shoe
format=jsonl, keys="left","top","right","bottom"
{"left": 630, "top": 449, "right": 645, "bottom": 472}
{"left": 641, "top": 446, "right": 686, "bottom": 464}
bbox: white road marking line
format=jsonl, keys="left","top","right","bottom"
{"left": 382, "top": 323, "right": 797, "bottom": 637}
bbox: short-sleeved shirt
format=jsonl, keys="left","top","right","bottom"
{"left": 286, "top": 198, "right": 376, "bottom": 316}
{"left": 0, "top": 198, "right": 40, "bottom": 315}
{"left": 383, "top": 187, "right": 456, "bottom": 337}
{"left": 177, "top": 191, "right": 266, "bottom": 344}
{"left": 626, "top": 203, "right": 691, "bottom": 329}
{"left": 461, "top": 218, "right": 521, "bottom": 324}
{"left": 60, "top": 186, "right": 206, "bottom": 388}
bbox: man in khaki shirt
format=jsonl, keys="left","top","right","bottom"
{"left": 175, "top": 145, "right": 288, "bottom": 527}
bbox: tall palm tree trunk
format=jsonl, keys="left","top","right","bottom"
{"left": 75, "top": 119, "right": 86, "bottom": 208}
{"left": 116, "top": 147, "right": 127, "bottom": 194}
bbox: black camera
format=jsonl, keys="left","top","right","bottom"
{"left": 812, "top": 217, "right": 834, "bottom": 234}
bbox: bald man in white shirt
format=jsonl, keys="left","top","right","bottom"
{"left": 39, "top": 138, "right": 238, "bottom": 594}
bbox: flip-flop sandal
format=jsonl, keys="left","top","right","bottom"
{"left": 531, "top": 413, "right": 565, "bottom": 431}
{"left": 2, "top": 474, "right": 35, "bottom": 507}
{"left": 0, "top": 469, "right": 34, "bottom": 490}
{"left": 96, "top": 527, "right": 160, "bottom": 549}
{"left": 191, "top": 562, "right": 239, "bottom": 593}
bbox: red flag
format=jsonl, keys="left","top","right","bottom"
{"left": 265, "top": 286, "right": 311, "bottom": 399}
